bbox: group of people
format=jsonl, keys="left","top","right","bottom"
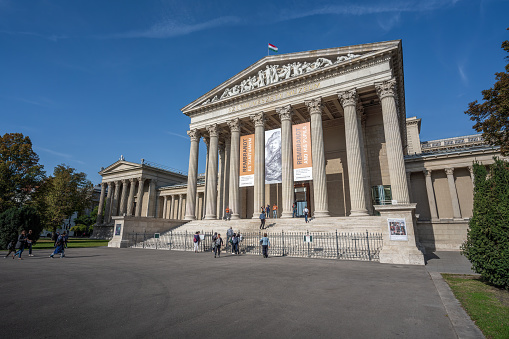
{"left": 259, "top": 203, "right": 310, "bottom": 228}
{"left": 4, "top": 230, "right": 69, "bottom": 259}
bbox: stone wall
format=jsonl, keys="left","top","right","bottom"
{"left": 416, "top": 220, "right": 469, "bottom": 251}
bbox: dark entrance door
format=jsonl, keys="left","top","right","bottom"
{"left": 294, "top": 182, "right": 310, "bottom": 217}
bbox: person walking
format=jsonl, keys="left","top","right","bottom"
{"left": 292, "top": 203, "right": 297, "bottom": 218}
{"left": 260, "top": 233, "right": 270, "bottom": 258}
{"left": 214, "top": 234, "right": 224, "bottom": 258}
{"left": 26, "top": 229, "right": 35, "bottom": 257}
{"left": 13, "top": 230, "right": 27, "bottom": 260}
{"left": 4, "top": 239, "right": 17, "bottom": 258}
{"left": 265, "top": 204, "right": 270, "bottom": 218}
{"left": 50, "top": 232, "right": 65, "bottom": 258}
{"left": 272, "top": 204, "right": 278, "bottom": 218}
{"left": 259, "top": 211, "right": 266, "bottom": 229}
{"left": 231, "top": 233, "right": 239, "bottom": 255}
{"left": 226, "top": 227, "right": 234, "bottom": 253}
{"left": 193, "top": 231, "right": 201, "bottom": 253}
{"left": 303, "top": 206, "right": 309, "bottom": 223}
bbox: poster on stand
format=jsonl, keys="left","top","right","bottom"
{"left": 388, "top": 218, "right": 408, "bottom": 241}
{"left": 292, "top": 122, "right": 313, "bottom": 181}
{"left": 239, "top": 134, "right": 254, "bottom": 187}
{"left": 265, "top": 128, "right": 282, "bottom": 184}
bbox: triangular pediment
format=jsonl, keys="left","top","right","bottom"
{"left": 99, "top": 160, "right": 141, "bottom": 175}
{"left": 182, "top": 40, "right": 401, "bottom": 114}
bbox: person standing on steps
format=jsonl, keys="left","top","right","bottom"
{"left": 272, "top": 204, "right": 278, "bottom": 219}
{"left": 292, "top": 202, "right": 297, "bottom": 218}
{"left": 193, "top": 231, "right": 201, "bottom": 253}
{"left": 259, "top": 211, "right": 266, "bottom": 229}
{"left": 303, "top": 206, "right": 309, "bottom": 223}
{"left": 266, "top": 204, "right": 270, "bottom": 218}
{"left": 226, "top": 227, "right": 234, "bottom": 253}
{"left": 231, "top": 233, "right": 239, "bottom": 255}
{"left": 260, "top": 233, "right": 270, "bottom": 258}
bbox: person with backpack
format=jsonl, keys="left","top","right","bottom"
{"left": 231, "top": 233, "right": 239, "bottom": 255}
{"left": 260, "top": 233, "right": 270, "bottom": 258}
{"left": 214, "top": 234, "right": 223, "bottom": 258}
{"left": 13, "top": 230, "right": 27, "bottom": 260}
{"left": 193, "top": 231, "right": 201, "bottom": 253}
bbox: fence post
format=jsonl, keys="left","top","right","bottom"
{"left": 282, "top": 230, "right": 285, "bottom": 257}
{"left": 170, "top": 231, "right": 172, "bottom": 251}
{"left": 366, "top": 230, "right": 371, "bottom": 261}
{"left": 336, "top": 230, "right": 339, "bottom": 259}
{"left": 185, "top": 230, "right": 187, "bottom": 251}
{"left": 143, "top": 231, "right": 146, "bottom": 249}
{"left": 156, "top": 235, "right": 158, "bottom": 250}
{"left": 135, "top": 232, "right": 138, "bottom": 247}
{"left": 307, "top": 230, "right": 310, "bottom": 258}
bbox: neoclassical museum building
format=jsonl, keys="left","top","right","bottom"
{"left": 96, "top": 40, "right": 503, "bottom": 264}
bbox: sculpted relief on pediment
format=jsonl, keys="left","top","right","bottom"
{"left": 200, "top": 53, "right": 362, "bottom": 106}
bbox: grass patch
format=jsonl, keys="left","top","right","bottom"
{"left": 32, "top": 238, "right": 110, "bottom": 250}
{"left": 442, "top": 274, "right": 509, "bottom": 339}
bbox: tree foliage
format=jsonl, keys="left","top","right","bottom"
{"left": 465, "top": 29, "right": 509, "bottom": 155}
{"left": 42, "top": 164, "right": 93, "bottom": 232}
{"left": 0, "top": 206, "right": 43, "bottom": 249}
{"left": 461, "top": 158, "right": 509, "bottom": 289}
{"left": 0, "top": 133, "right": 46, "bottom": 213}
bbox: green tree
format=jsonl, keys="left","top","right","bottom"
{"left": 461, "top": 159, "right": 509, "bottom": 289}
{"left": 43, "top": 164, "right": 93, "bottom": 232}
{"left": 0, "top": 133, "right": 46, "bottom": 213}
{"left": 71, "top": 206, "right": 98, "bottom": 236}
{"left": 0, "top": 206, "right": 43, "bottom": 249}
{"left": 465, "top": 28, "right": 509, "bottom": 155}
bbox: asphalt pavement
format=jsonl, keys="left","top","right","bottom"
{"left": 0, "top": 247, "right": 480, "bottom": 338}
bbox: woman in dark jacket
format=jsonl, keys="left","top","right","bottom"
{"left": 14, "top": 230, "right": 27, "bottom": 260}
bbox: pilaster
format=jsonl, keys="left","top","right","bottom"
{"left": 445, "top": 168, "right": 462, "bottom": 219}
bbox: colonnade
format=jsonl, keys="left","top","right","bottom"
{"left": 184, "top": 79, "right": 410, "bottom": 220}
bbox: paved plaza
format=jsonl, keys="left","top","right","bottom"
{"left": 0, "top": 248, "right": 481, "bottom": 338}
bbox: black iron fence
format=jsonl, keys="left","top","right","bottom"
{"left": 127, "top": 230, "right": 383, "bottom": 262}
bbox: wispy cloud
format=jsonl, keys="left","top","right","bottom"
{"left": 165, "top": 131, "right": 189, "bottom": 140}
{"left": 458, "top": 63, "right": 468, "bottom": 85}
{"left": 103, "top": 16, "right": 241, "bottom": 39}
{"left": 37, "top": 147, "right": 72, "bottom": 158}
{"left": 0, "top": 30, "right": 67, "bottom": 42}
{"left": 377, "top": 13, "right": 401, "bottom": 32}
{"left": 7, "top": 96, "right": 57, "bottom": 108}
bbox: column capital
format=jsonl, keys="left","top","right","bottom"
{"left": 445, "top": 167, "right": 454, "bottom": 176}
{"left": 250, "top": 112, "right": 266, "bottom": 127}
{"left": 138, "top": 177, "right": 145, "bottom": 183}
{"left": 375, "top": 79, "right": 397, "bottom": 100}
{"left": 122, "top": 179, "right": 129, "bottom": 184}
{"left": 107, "top": 181, "right": 113, "bottom": 187}
{"left": 276, "top": 105, "right": 293, "bottom": 121}
{"left": 227, "top": 118, "right": 242, "bottom": 132}
{"left": 187, "top": 129, "right": 201, "bottom": 142}
{"left": 206, "top": 123, "right": 219, "bottom": 137}
{"left": 424, "top": 169, "right": 432, "bottom": 177}
{"left": 129, "top": 177, "right": 136, "bottom": 183}
{"left": 338, "top": 89, "right": 358, "bottom": 108}
{"left": 305, "top": 97, "right": 322, "bottom": 115}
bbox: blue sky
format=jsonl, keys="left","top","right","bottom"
{"left": 1, "top": 0, "right": 508, "bottom": 184}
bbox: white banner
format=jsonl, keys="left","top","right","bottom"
{"left": 265, "top": 128, "right": 282, "bottom": 184}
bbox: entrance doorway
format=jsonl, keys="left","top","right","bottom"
{"left": 294, "top": 182, "right": 310, "bottom": 217}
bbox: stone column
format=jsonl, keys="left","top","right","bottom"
{"left": 111, "top": 181, "right": 121, "bottom": 217}
{"left": 406, "top": 172, "right": 413, "bottom": 203}
{"left": 445, "top": 168, "right": 462, "bottom": 219}
{"left": 195, "top": 192, "right": 200, "bottom": 219}
{"left": 223, "top": 135, "right": 231, "bottom": 217}
{"left": 468, "top": 166, "right": 475, "bottom": 187}
{"left": 119, "top": 179, "right": 129, "bottom": 216}
{"left": 228, "top": 118, "right": 241, "bottom": 219}
{"left": 135, "top": 177, "right": 145, "bottom": 217}
{"left": 177, "top": 194, "right": 183, "bottom": 219}
{"left": 126, "top": 178, "right": 136, "bottom": 216}
{"left": 104, "top": 182, "right": 113, "bottom": 223}
{"left": 277, "top": 105, "right": 294, "bottom": 218}
{"left": 185, "top": 129, "right": 201, "bottom": 220}
{"left": 305, "top": 98, "right": 330, "bottom": 217}
{"left": 424, "top": 170, "right": 438, "bottom": 221}
{"left": 217, "top": 141, "right": 225, "bottom": 219}
{"left": 202, "top": 137, "right": 210, "bottom": 218}
{"left": 250, "top": 112, "right": 266, "bottom": 218}
{"left": 170, "top": 195, "right": 175, "bottom": 219}
{"left": 96, "top": 183, "right": 106, "bottom": 224}
{"left": 147, "top": 179, "right": 157, "bottom": 217}
{"left": 375, "top": 79, "right": 410, "bottom": 204}
{"left": 339, "top": 90, "right": 369, "bottom": 216}
{"left": 163, "top": 196, "right": 168, "bottom": 219}
{"left": 205, "top": 124, "right": 219, "bottom": 219}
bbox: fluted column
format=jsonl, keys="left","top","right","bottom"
{"left": 217, "top": 141, "right": 225, "bottom": 219}
{"left": 147, "top": 179, "right": 157, "bottom": 217}
{"left": 202, "top": 137, "right": 210, "bottom": 218}
{"left": 195, "top": 192, "right": 200, "bottom": 219}
{"left": 177, "top": 194, "right": 183, "bottom": 219}
{"left": 104, "top": 182, "right": 113, "bottom": 223}
{"left": 339, "top": 90, "right": 368, "bottom": 216}
{"left": 277, "top": 105, "right": 294, "bottom": 218}
{"left": 135, "top": 177, "right": 145, "bottom": 217}
{"left": 228, "top": 118, "right": 241, "bottom": 219}
{"left": 111, "top": 181, "right": 121, "bottom": 217}
{"left": 185, "top": 129, "right": 201, "bottom": 220}
{"left": 250, "top": 112, "right": 266, "bottom": 219}
{"left": 119, "top": 179, "right": 129, "bottom": 216}
{"left": 376, "top": 79, "right": 410, "bottom": 204}
{"left": 163, "top": 196, "right": 168, "bottom": 219}
{"left": 223, "top": 135, "right": 231, "bottom": 217}
{"left": 445, "top": 168, "right": 462, "bottom": 219}
{"left": 96, "top": 183, "right": 106, "bottom": 224}
{"left": 126, "top": 178, "right": 136, "bottom": 216}
{"left": 305, "top": 98, "right": 330, "bottom": 217}
{"left": 205, "top": 124, "right": 219, "bottom": 219}
{"left": 170, "top": 195, "right": 175, "bottom": 219}
{"left": 424, "top": 170, "right": 438, "bottom": 220}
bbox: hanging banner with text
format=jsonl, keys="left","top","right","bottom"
{"left": 292, "top": 122, "right": 313, "bottom": 181}
{"left": 265, "top": 128, "right": 282, "bottom": 184}
{"left": 239, "top": 134, "right": 254, "bottom": 187}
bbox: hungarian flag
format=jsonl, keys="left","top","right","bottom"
{"left": 268, "top": 43, "right": 278, "bottom": 53}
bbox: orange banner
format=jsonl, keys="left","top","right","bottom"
{"left": 292, "top": 122, "right": 313, "bottom": 181}
{"left": 239, "top": 134, "right": 254, "bottom": 187}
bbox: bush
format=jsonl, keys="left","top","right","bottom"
{"left": 0, "top": 206, "right": 43, "bottom": 249}
{"left": 461, "top": 158, "right": 509, "bottom": 289}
